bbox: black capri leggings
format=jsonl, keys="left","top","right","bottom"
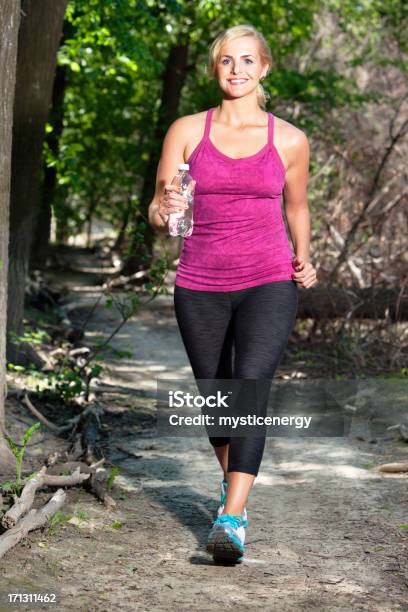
{"left": 173, "top": 280, "right": 298, "bottom": 477}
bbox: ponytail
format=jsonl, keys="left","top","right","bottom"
{"left": 256, "top": 80, "right": 270, "bottom": 110}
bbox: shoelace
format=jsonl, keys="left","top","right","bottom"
{"left": 213, "top": 513, "right": 248, "bottom": 529}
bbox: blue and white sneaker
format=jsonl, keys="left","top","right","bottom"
{"left": 217, "top": 479, "right": 248, "bottom": 523}
{"left": 206, "top": 513, "right": 248, "bottom": 563}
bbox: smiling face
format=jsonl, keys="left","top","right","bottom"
{"left": 215, "top": 36, "right": 269, "bottom": 99}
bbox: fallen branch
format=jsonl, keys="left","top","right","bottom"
{"left": 387, "top": 423, "right": 408, "bottom": 442}
{"left": 49, "top": 402, "right": 106, "bottom": 464}
{"left": 43, "top": 458, "right": 114, "bottom": 506}
{"left": 46, "top": 459, "right": 105, "bottom": 476}
{"left": 86, "top": 467, "right": 116, "bottom": 509}
{"left": 9, "top": 393, "right": 114, "bottom": 509}
{"left": 20, "top": 393, "right": 62, "bottom": 433}
{"left": 296, "top": 286, "right": 408, "bottom": 322}
{"left": 46, "top": 450, "right": 77, "bottom": 466}
{"left": 1, "top": 466, "right": 89, "bottom": 529}
{"left": 0, "top": 489, "right": 66, "bottom": 559}
{"left": 377, "top": 462, "right": 408, "bottom": 473}
{"left": 19, "top": 392, "right": 106, "bottom": 464}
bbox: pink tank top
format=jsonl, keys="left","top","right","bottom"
{"left": 175, "top": 107, "right": 295, "bottom": 291}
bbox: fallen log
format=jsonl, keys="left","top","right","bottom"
{"left": 0, "top": 489, "right": 66, "bottom": 559}
{"left": 1, "top": 466, "right": 89, "bottom": 529}
{"left": 377, "top": 462, "right": 408, "bottom": 473}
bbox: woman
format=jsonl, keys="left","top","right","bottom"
{"left": 148, "top": 24, "right": 317, "bottom": 564}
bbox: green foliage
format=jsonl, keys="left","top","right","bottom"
{"left": 49, "top": 0, "right": 407, "bottom": 228}
{"left": 30, "top": 286, "right": 148, "bottom": 403}
{"left": 144, "top": 257, "right": 168, "bottom": 292}
{"left": 51, "top": 0, "right": 371, "bottom": 242}
{"left": 8, "top": 318, "right": 52, "bottom": 357}
{"left": 48, "top": 510, "right": 72, "bottom": 535}
{"left": 51, "top": 0, "right": 165, "bottom": 239}
{"left": 7, "top": 281, "right": 160, "bottom": 405}
{"left": 7, "top": 363, "right": 27, "bottom": 373}
{"left": 49, "top": 0, "right": 404, "bottom": 244}
{"left": 2, "top": 422, "right": 42, "bottom": 495}
{"left": 38, "top": 363, "right": 88, "bottom": 401}
{"left": 75, "top": 508, "right": 90, "bottom": 521}
{"left": 8, "top": 328, "right": 52, "bottom": 347}
{"left": 106, "top": 466, "right": 121, "bottom": 490}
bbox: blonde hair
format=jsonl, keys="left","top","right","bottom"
{"left": 207, "top": 24, "right": 273, "bottom": 110}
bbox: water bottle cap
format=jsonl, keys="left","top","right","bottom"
{"left": 178, "top": 163, "right": 189, "bottom": 171}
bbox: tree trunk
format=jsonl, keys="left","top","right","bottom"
{"left": 86, "top": 194, "right": 98, "bottom": 249}
{"left": 113, "top": 195, "right": 133, "bottom": 253}
{"left": 6, "top": 0, "right": 68, "bottom": 368}
{"left": 121, "top": 43, "right": 189, "bottom": 276}
{"left": 30, "top": 64, "right": 67, "bottom": 269}
{"left": 0, "top": 0, "right": 20, "bottom": 474}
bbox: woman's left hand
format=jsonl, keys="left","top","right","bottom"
{"left": 291, "top": 255, "right": 317, "bottom": 289}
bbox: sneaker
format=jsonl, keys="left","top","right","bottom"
{"left": 206, "top": 513, "right": 248, "bottom": 563}
{"left": 217, "top": 480, "right": 248, "bottom": 523}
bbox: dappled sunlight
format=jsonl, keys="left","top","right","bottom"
{"left": 255, "top": 473, "right": 314, "bottom": 486}
{"left": 316, "top": 446, "right": 360, "bottom": 459}
{"left": 273, "top": 461, "right": 381, "bottom": 479}
{"left": 114, "top": 474, "right": 143, "bottom": 493}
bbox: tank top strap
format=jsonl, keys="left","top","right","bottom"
{"left": 268, "top": 112, "right": 274, "bottom": 149}
{"left": 203, "top": 107, "right": 215, "bottom": 141}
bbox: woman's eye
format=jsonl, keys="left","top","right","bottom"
{"left": 221, "top": 58, "right": 253, "bottom": 65}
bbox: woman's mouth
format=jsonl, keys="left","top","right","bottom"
{"left": 228, "top": 78, "right": 248, "bottom": 86}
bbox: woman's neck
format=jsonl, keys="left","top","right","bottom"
{"left": 215, "top": 100, "right": 268, "bottom": 126}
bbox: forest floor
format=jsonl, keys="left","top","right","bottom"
{"left": 1, "top": 244, "right": 408, "bottom": 612}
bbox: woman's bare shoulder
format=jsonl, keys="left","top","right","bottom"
{"left": 166, "top": 111, "right": 208, "bottom": 161}
{"left": 274, "top": 115, "right": 309, "bottom": 150}
{"left": 168, "top": 110, "right": 207, "bottom": 137}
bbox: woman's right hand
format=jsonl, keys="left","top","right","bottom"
{"left": 157, "top": 184, "right": 191, "bottom": 224}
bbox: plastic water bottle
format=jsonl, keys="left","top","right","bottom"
{"left": 168, "top": 163, "right": 195, "bottom": 237}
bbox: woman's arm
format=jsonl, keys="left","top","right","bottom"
{"left": 282, "top": 128, "right": 317, "bottom": 289}
{"left": 148, "top": 117, "right": 190, "bottom": 233}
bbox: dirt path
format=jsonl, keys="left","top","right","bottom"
{"left": 1, "top": 252, "right": 408, "bottom": 611}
